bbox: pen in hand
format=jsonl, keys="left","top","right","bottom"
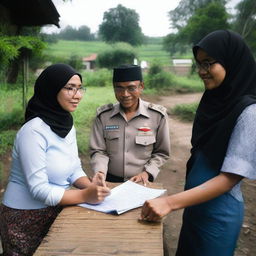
{"left": 92, "top": 171, "right": 107, "bottom": 187}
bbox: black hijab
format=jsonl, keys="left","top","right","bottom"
{"left": 25, "top": 63, "right": 82, "bottom": 138}
{"left": 188, "top": 30, "right": 256, "bottom": 173}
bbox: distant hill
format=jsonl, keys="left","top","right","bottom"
{"left": 44, "top": 40, "right": 171, "bottom": 66}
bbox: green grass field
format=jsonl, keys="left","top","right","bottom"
{"left": 44, "top": 40, "right": 172, "bottom": 65}
{"left": 1, "top": 39, "right": 201, "bottom": 156}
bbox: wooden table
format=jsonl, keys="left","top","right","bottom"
{"left": 34, "top": 183, "right": 164, "bottom": 256}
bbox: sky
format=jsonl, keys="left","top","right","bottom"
{"left": 43, "top": 0, "right": 240, "bottom": 37}
{"left": 44, "top": 0, "right": 180, "bottom": 37}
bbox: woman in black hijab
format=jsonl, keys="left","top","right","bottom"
{"left": 0, "top": 64, "right": 110, "bottom": 255}
{"left": 141, "top": 30, "right": 256, "bottom": 255}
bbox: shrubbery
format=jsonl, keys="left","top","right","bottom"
{"left": 97, "top": 42, "right": 137, "bottom": 69}
{"left": 82, "top": 69, "right": 112, "bottom": 87}
{"left": 145, "top": 61, "right": 175, "bottom": 89}
{"left": 172, "top": 102, "right": 199, "bottom": 122}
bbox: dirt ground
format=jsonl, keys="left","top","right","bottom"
{"left": 0, "top": 92, "right": 255, "bottom": 255}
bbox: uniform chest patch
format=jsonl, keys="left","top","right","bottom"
{"left": 137, "top": 126, "right": 153, "bottom": 136}
{"left": 105, "top": 125, "right": 119, "bottom": 130}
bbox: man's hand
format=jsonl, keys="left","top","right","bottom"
{"left": 130, "top": 171, "right": 149, "bottom": 186}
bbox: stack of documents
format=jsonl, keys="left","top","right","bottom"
{"left": 78, "top": 180, "right": 166, "bottom": 215}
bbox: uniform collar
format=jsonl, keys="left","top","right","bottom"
{"left": 110, "top": 98, "right": 150, "bottom": 118}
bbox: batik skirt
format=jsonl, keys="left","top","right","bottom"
{"left": 0, "top": 204, "right": 62, "bottom": 256}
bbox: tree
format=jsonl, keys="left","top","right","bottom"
{"left": 0, "top": 35, "right": 46, "bottom": 83}
{"left": 164, "top": 1, "right": 229, "bottom": 55}
{"left": 232, "top": 0, "right": 256, "bottom": 54}
{"left": 97, "top": 42, "right": 137, "bottom": 69}
{"left": 179, "top": 2, "right": 230, "bottom": 45}
{"left": 99, "top": 4, "right": 144, "bottom": 46}
{"left": 77, "top": 25, "right": 95, "bottom": 41}
{"left": 169, "top": 0, "right": 227, "bottom": 31}
{"left": 233, "top": 0, "right": 256, "bottom": 38}
{"left": 58, "top": 25, "right": 95, "bottom": 41}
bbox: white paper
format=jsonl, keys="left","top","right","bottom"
{"left": 78, "top": 180, "right": 166, "bottom": 215}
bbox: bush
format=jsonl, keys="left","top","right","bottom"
{"left": 82, "top": 69, "right": 112, "bottom": 87}
{"left": 68, "top": 54, "right": 83, "bottom": 71}
{"left": 0, "top": 130, "right": 16, "bottom": 155}
{"left": 145, "top": 71, "right": 175, "bottom": 89}
{"left": 0, "top": 109, "right": 24, "bottom": 131}
{"left": 42, "top": 54, "right": 83, "bottom": 71}
{"left": 172, "top": 102, "right": 199, "bottom": 122}
{"left": 97, "top": 42, "right": 137, "bottom": 69}
{"left": 148, "top": 61, "right": 163, "bottom": 76}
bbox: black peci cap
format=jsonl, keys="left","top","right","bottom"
{"left": 113, "top": 64, "right": 143, "bottom": 82}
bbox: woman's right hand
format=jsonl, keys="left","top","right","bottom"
{"left": 140, "top": 197, "right": 172, "bottom": 222}
{"left": 82, "top": 185, "right": 110, "bottom": 204}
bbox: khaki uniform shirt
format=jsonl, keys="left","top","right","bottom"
{"left": 89, "top": 99, "right": 170, "bottom": 180}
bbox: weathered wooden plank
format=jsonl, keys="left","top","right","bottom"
{"left": 34, "top": 183, "right": 164, "bottom": 256}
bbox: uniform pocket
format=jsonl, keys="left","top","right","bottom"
{"left": 104, "top": 130, "right": 120, "bottom": 153}
{"left": 135, "top": 135, "right": 155, "bottom": 158}
{"left": 135, "top": 135, "right": 156, "bottom": 146}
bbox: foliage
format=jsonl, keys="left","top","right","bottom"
{"left": 40, "top": 32, "right": 59, "bottom": 44}
{"left": 0, "top": 35, "right": 46, "bottom": 81}
{"left": 0, "top": 109, "right": 24, "bottom": 132}
{"left": 233, "top": 0, "right": 256, "bottom": 38}
{"left": 99, "top": 4, "right": 144, "bottom": 46}
{"left": 0, "top": 83, "right": 25, "bottom": 155}
{"left": 0, "top": 36, "right": 45, "bottom": 66}
{"left": 168, "top": 0, "right": 227, "bottom": 31}
{"left": 173, "top": 74, "right": 204, "bottom": 92}
{"left": 57, "top": 25, "right": 96, "bottom": 41}
{"left": 143, "top": 36, "right": 164, "bottom": 45}
{"left": 67, "top": 54, "right": 83, "bottom": 70}
{"left": 145, "top": 72, "right": 175, "bottom": 89}
{"left": 96, "top": 42, "right": 137, "bottom": 69}
{"left": 148, "top": 61, "right": 164, "bottom": 76}
{"left": 0, "top": 130, "right": 17, "bottom": 155}
{"left": 232, "top": 0, "right": 256, "bottom": 54}
{"left": 165, "top": 1, "right": 229, "bottom": 55}
{"left": 44, "top": 40, "right": 108, "bottom": 58}
{"left": 145, "top": 62, "right": 175, "bottom": 89}
{"left": 172, "top": 102, "right": 199, "bottom": 122}
{"left": 179, "top": 2, "right": 230, "bottom": 45}
{"left": 0, "top": 70, "right": 203, "bottom": 155}
{"left": 82, "top": 69, "right": 112, "bottom": 87}
{"left": 44, "top": 40, "right": 172, "bottom": 66}
{"left": 0, "top": 37, "right": 18, "bottom": 66}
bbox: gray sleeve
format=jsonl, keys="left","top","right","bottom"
{"left": 144, "top": 113, "right": 171, "bottom": 179}
{"left": 221, "top": 104, "right": 256, "bottom": 180}
{"left": 89, "top": 117, "right": 109, "bottom": 175}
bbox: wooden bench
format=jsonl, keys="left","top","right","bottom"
{"left": 34, "top": 183, "right": 164, "bottom": 255}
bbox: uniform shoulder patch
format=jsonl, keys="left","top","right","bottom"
{"left": 96, "top": 103, "right": 114, "bottom": 116}
{"left": 148, "top": 103, "right": 167, "bottom": 116}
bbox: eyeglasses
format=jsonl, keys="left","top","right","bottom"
{"left": 63, "top": 86, "right": 86, "bottom": 96}
{"left": 114, "top": 85, "right": 140, "bottom": 93}
{"left": 196, "top": 61, "right": 218, "bottom": 72}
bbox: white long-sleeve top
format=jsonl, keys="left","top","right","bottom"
{"left": 2, "top": 117, "right": 86, "bottom": 209}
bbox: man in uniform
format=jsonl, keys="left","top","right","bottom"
{"left": 89, "top": 64, "right": 170, "bottom": 185}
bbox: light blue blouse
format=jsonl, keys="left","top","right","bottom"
{"left": 221, "top": 104, "right": 256, "bottom": 201}
{"left": 2, "top": 117, "right": 86, "bottom": 209}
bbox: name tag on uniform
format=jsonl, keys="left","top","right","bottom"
{"left": 105, "top": 125, "right": 119, "bottom": 130}
{"left": 137, "top": 126, "right": 153, "bottom": 136}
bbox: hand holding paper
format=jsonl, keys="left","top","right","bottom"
{"left": 78, "top": 181, "right": 166, "bottom": 214}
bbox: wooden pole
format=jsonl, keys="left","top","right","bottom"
{"left": 22, "top": 54, "right": 29, "bottom": 110}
